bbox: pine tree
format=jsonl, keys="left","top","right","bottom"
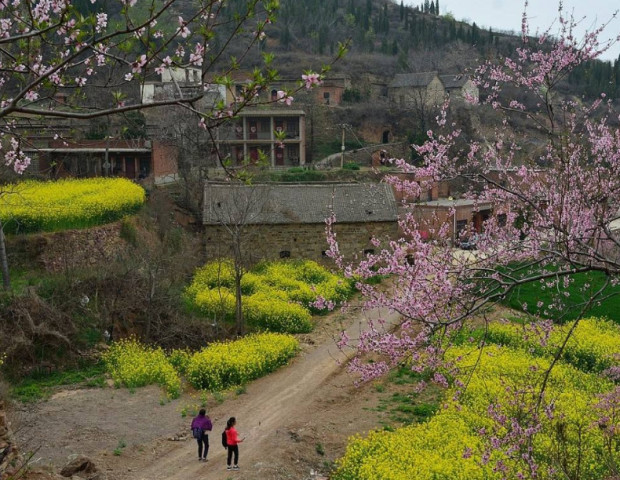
{"left": 400, "top": 0, "right": 404, "bottom": 21}
{"left": 429, "top": 0, "right": 435, "bottom": 15}
{"left": 435, "top": 0, "right": 439, "bottom": 15}
{"left": 424, "top": 0, "right": 429, "bottom": 13}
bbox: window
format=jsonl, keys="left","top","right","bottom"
{"left": 323, "top": 92, "right": 330, "bottom": 105}
{"left": 279, "top": 250, "right": 291, "bottom": 258}
{"left": 497, "top": 214, "right": 507, "bottom": 227}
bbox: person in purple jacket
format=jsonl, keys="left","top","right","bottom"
{"left": 190, "top": 409, "right": 213, "bottom": 461}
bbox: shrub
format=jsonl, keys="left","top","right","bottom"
{"left": 168, "top": 348, "right": 192, "bottom": 375}
{"left": 186, "top": 259, "right": 354, "bottom": 333}
{"left": 243, "top": 294, "right": 313, "bottom": 333}
{"left": 0, "top": 178, "right": 145, "bottom": 233}
{"left": 102, "top": 338, "right": 181, "bottom": 398}
{"left": 186, "top": 333, "right": 299, "bottom": 390}
{"left": 342, "top": 162, "right": 360, "bottom": 171}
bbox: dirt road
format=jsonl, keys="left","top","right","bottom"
{"left": 15, "top": 306, "right": 401, "bottom": 480}
{"left": 125, "top": 307, "right": 400, "bottom": 480}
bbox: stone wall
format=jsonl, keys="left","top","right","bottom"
{"left": 7, "top": 222, "right": 126, "bottom": 273}
{"left": 204, "top": 221, "right": 398, "bottom": 263}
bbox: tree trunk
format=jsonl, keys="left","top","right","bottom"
{"left": 0, "top": 219, "right": 10, "bottom": 290}
{"left": 234, "top": 270, "right": 244, "bottom": 336}
{"left": 233, "top": 239, "right": 245, "bottom": 336}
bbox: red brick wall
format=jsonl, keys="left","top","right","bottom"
{"left": 151, "top": 141, "right": 178, "bottom": 180}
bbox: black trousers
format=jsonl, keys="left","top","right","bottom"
{"left": 227, "top": 445, "right": 239, "bottom": 465}
{"left": 197, "top": 434, "right": 209, "bottom": 459}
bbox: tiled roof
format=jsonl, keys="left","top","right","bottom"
{"left": 389, "top": 72, "right": 438, "bottom": 88}
{"left": 440, "top": 74, "right": 469, "bottom": 89}
{"left": 203, "top": 183, "right": 398, "bottom": 225}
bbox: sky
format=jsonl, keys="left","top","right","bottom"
{"left": 405, "top": 0, "right": 620, "bottom": 61}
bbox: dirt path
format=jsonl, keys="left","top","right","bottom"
{"left": 14, "top": 306, "right": 401, "bottom": 480}
{"left": 122, "top": 307, "right": 400, "bottom": 480}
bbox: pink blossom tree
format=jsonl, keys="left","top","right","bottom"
{"left": 329, "top": 5, "right": 620, "bottom": 477}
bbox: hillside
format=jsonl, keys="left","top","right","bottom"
{"left": 234, "top": 0, "right": 619, "bottom": 98}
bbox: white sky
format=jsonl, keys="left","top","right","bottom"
{"left": 405, "top": 0, "right": 620, "bottom": 61}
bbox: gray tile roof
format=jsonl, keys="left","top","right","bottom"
{"left": 203, "top": 183, "right": 398, "bottom": 225}
{"left": 389, "top": 72, "right": 438, "bottom": 89}
{"left": 439, "top": 74, "right": 469, "bottom": 89}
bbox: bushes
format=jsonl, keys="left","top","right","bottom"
{"left": 271, "top": 169, "right": 326, "bottom": 182}
{"left": 102, "top": 334, "right": 299, "bottom": 396}
{"left": 334, "top": 318, "right": 619, "bottom": 480}
{"left": 102, "top": 338, "right": 181, "bottom": 398}
{"left": 186, "top": 333, "right": 299, "bottom": 391}
{"left": 186, "top": 259, "right": 355, "bottom": 333}
{"left": 0, "top": 178, "right": 145, "bottom": 234}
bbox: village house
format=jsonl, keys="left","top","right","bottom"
{"left": 410, "top": 198, "right": 494, "bottom": 244}
{"left": 202, "top": 182, "right": 399, "bottom": 261}
{"left": 388, "top": 72, "right": 478, "bottom": 108}
{"left": 215, "top": 109, "right": 306, "bottom": 167}
{"left": 388, "top": 72, "right": 445, "bottom": 108}
{"left": 312, "top": 75, "right": 351, "bottom": 106}
{"left": 27, "top": 139, "right": 178, "bottom": 185}
{"left": 140, "top": 67, "right": 225, "bottom": 106}
{"left": 439, "top": 74, "right": 479, "bottom": 103}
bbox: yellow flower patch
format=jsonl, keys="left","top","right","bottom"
{"left": 0, "top": 178, "right": 145, "bottom": 233}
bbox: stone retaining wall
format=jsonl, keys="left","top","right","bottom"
{"left": 7, "top": 223, "right": 125, "bottom": 273}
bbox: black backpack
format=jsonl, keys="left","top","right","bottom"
{"left": 192, "top": 427, "right": 204, "bottom": 439}
{"left": 222, "top": 430, "right": 228, "bottom": 448}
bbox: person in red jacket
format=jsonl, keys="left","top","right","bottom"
{"left": 225, "top": 417, "right": 244, "bottom": 470}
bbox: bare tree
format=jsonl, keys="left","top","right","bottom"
{"left": 204, "top": 182, "right": 272, "bottom": 335}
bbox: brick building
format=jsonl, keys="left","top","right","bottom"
{"left": 216, "top": 109, "right": 306, "bottom": 167}
{"left": 29, "top": 139, "right": 178, "bottom": 185}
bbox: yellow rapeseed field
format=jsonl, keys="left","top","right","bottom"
{"left": 334, "top": 318, "right": 619, "bottom": 480}
{"left": 0, "top": 178, "right": 145, "bottom": 233}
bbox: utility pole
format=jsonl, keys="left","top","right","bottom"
{"left": 340, "top": 123, "right": 345, "bottom": 168}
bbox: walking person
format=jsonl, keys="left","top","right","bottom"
{"left": 225, "top": 417, "right": 244, "bottom": 471}
{"left": 191, "top": 409, "right": 213, "bottom": 462}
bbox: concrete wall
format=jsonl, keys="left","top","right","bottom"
{"left": 204, "top": 221, "right": 398, "bottom": 262}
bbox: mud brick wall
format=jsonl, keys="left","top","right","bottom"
{"left": 7, "top": 223, "right": 125, "bottom": 273}
{"left": 204, "top": 221, "right": 398, "bottom": 263}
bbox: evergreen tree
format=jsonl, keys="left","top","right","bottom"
{"left": 435, "top": 0, "right": 439, "bottom": 15}
{"left": 424, "top": 0, "right": 429, "bottom": 13}
{"left": 383, "top": 4, "right": 389, "bottom": 33}
{"left": 471, "top": 22, "right": 479, "bottom": 44}
{"left": 429, "top": 0, "right": 435, "bottom": 15}
{"left": 400, "top": 0, "right": 404, "bottom": 21}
